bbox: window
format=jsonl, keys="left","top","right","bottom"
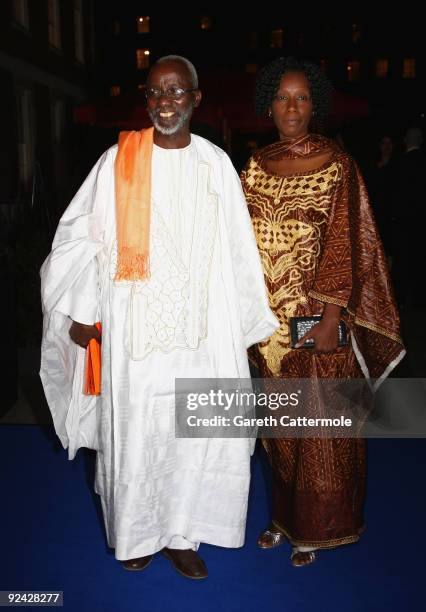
{"left": 246, "top": 64, "right": 257, "bottom": 74}
{"left": 351, "top": 23, "right": 361, "bottom": 43}
{"left": 200, "top": 16, "right": 212, "bottom": 30}
{"left": 136, "top": 16, "right": 150, "bottom": 33}
{"left": 16, "top": 87, "right": 34, "bottom": 189}
{"left": 376, "top": 59, "right": 388, "bottom": 78}
{"left": 48, "top": 0, "right": 61, "bottom": 49}
{"left": 403, "top": 58, "right": 416, "bottom": 79}
{"left": 136, "top": 49, "right": 150, "bottom": 70}
{"left": 113, "top": 20, "right": 120, "bottom": 35}
{"left": 347, "top": 60, "right": 360, "bottom": 82}
{"left": 13, "top": 0, "right": 29, "bottom": 29}
{"left": 74, "top": 0, "right": 85, "bottom": 63}
{"left": 270, "top": 29, "right": 283, "bottom": 48}
{"left": 110, "top": 86, "right": 121, "bottom": 97}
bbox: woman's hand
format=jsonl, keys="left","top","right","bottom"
{"left": 69, "top": 320, "right": 101, "bottom": 348}
{"left": 295, "top": 303, "right": 342, "bottom": 353}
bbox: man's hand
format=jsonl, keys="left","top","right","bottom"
{"left": 69, "top": 320, "right": 101, "bottom": 348}
{"left": 295, "top": 303, "right": 342, "bottom": 353}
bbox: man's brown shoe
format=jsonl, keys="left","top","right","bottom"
{"left": 162, "top": 548, "right": 208, "bottom": 579}
{"left": 121, "top": 554, "right": 153, "bottom": 571}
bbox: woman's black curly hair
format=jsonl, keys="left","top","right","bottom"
{"left": 255, "top": 57, "right": 333, "bottom": 120}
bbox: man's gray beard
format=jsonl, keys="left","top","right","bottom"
{"left": 147, "top": 105, "right": 193, "bottom": 135}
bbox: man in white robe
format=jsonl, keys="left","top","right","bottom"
{"left": 40, "top": 55, "right": 278, "bottom": 578}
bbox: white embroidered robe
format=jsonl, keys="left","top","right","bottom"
{"left": 40, "top": 135, "right": 278, "bottom": 559}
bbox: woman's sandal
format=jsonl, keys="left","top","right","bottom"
{"left": 257, "top": 523, "right": 287, "bottom": 549}
{"left": 291, "top": 549, "right": 316, "bottom": 567}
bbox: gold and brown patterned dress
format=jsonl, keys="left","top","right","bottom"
{"left": 241, "top": 134, "right": 404, "bottom": 550}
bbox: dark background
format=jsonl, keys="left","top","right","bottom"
{"left": 0, "top": 2, "right": 424, "bottom": 414}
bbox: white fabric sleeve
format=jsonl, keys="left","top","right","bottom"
{"left": 55, "top": 258, "right": 99, "bottom": 325}
{"left": 40, "top": 148, "right": 115, "bottom": 457}
{"left": 40, "top": 147, "right": 115, "bottom": 315}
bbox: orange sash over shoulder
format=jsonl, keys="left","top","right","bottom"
{"left": 114, "top": 127, "right": 154, "bottom": 281}
{"left": 84, "top": 129, "right": 153, "bottom": 395}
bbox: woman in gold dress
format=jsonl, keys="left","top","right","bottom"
{"left": 241, "top": 57, "right": 404, "bottom": 566}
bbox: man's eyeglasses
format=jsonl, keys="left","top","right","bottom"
{"left": 145, "top": 87, "right": 197, "bottom": 100}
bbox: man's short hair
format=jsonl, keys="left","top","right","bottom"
{"left": 155, "top": 55, "right": 198, "bottom": 89}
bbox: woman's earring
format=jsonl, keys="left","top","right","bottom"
{"left": 268, "top": 109, "right": 272, "bottom": 118}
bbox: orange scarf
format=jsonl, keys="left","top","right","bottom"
{"left": 114, "top": 127, "right": 154, "bottom": 281}
{"left": 85, "top": 129, "right": 153, "bottom": 395}
{"left": 84, "top": 322, "right": 102, "bottom": 396}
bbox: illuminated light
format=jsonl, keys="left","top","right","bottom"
{"left": 136, "top": 15, "right": 150, "bottom": 33}
{"left": 403, "top": 58, "right": 416, "bottom": 79}
{"left": 347, "top": 60, "right": 360, "bottom": 82}
{"left": 201, "top": 16, "right": 212, "bottom": 30}
{"left": 376, "top": 59, "right": 388, "bottom": 78}
{"left": 136, "top": 48, "right": 150, "bottom": 69}
{"left": 270, "top": 28, "right": 283, "bottom": 48}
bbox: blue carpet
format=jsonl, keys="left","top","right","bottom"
{"left": 0, "top": 425, "right": 425, "bottom": 611}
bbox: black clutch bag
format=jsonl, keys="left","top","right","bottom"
{"left": 289, "top": 315, "right": 349, "bottom": 349}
